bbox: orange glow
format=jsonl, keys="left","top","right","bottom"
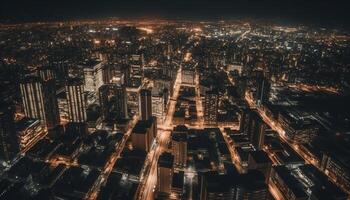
{"left": 138, "top": 27, "right": 154, "bottom": 34}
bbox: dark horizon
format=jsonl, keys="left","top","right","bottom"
{"left": 1, "top": 0, "right": 350, "bottom": 27}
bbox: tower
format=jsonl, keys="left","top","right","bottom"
{"left": 65, "top": 78, "right": 87, "bottom": 122}
{"left": 20, "top": 76, "right": 60, "bottom": 129}
{"left": 172, "top": 125, "right": 188, "bottom": 168}
{"left": 98, "top": 84, "right": 127, "bottom": 120}
{"left": 204, "top": 90, "right": 219, "bottom": 125}
{"left": 158, "top": 152, "right": 174, "bottom": 194}
{"left": 139, "top": 88, "right": 152, "bottom": 120}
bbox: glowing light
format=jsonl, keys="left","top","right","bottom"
{"left": 138, "top": 27, "right": 154, "bottom": 34}
{"left": 93, "top": 39, "right": 101, "bottom": 44}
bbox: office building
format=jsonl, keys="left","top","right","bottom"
{"left": 20, "top": 76, "right": 60, "bottom": 129}
{"left": 204, "top": 90, "right": 219, "bottom": 125}
{"left": 139, "top": 88, "right": 152, "bottom": 120}
{"left": 15, "top": 118, "right": 45, "bottom": 151}
{"left": 270, "top": 166, "right": 308, "bottom": 200}
{"left": 254, "top": 70, "right": 270, "bottom": 105}
{"left": 247, "top": 112, "right": 266, "bottom": 150}
{"left": 157, "top": 152, "right": 174, "bottom": 194}
{"left": 99, "top": 84, "right": 127, "bottom": 120}
{"left": 248, "top": 151, "right": 272, "bottom": 183}
{"left": 131, "top": 117, "right": 157, "bottom": 152}
{"left": 65, "top": 78, "right": 87, "bottom": 122}
{"left": 199, "top": 171, "right": 236, "bottom": 200}
{"left": 172, "top": 125, "right": 188, "bottom": 168}
{"left": 81, "top": 60, "right": 104, "bottom": 92}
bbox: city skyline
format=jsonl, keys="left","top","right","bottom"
{"left": 0, "top": 3, "right": 350, "bottom": 200}
{"left": 1, "top": 0, "right": 350, "bottom": 27}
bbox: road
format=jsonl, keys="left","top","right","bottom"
{"left": 194, "top": 68, "right": 204, "bottom": 128}
{"left": 219, "top": 127, "right": 244, "bottom": 173}
{"left": 136, "top": 65, "right": 182, "bottom": 200}
{"left": 85, "top": 114, "right": 139, "bottom": 200}
{"left": 235, "top": 27, "right": 251, "bottom": 43}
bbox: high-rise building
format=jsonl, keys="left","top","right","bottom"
{"left": 199, "top": 171, "right": 236, "bottom": 200}
{"left": 130, "top": 54, "right": 144, "bottom": 77}
{"left": 248, "top": 151, "right": 272, "bottom": 183}
{"left": 270, "top": 166, "right": 308, "bottom": 200}
{"left": 248, "top": 112, "right": 267, "bottom": 150}
{"left": 204, "top": 90, "right": 219, "bottom": 125}
{"left": 65, "top": 78, "right": 87, "bottom": 122}
{"left": 237, "top": 170, "right": 269, "bottom": 200}
{"left": 20, "top": 76, "right": 60, "bottom": 129}
{"left": 16, "top": 118, "right": 45, "bottom": 151}
{"left": 99, "top": 84, "right": 127, "bottom": 120}
{"left": 139, "top": 88, "right": 152, "bottom": 120}
{"left": 82, "top": 60, "right": 104, "bottom": 92}
{"left": 131, "top": 117, "right": 157, "bottom": 152}
{"left": 247, "top": 112, "right": 266, "bottom": 150}
{"left": 239, "top": 107, "right": 251, "bottom": 133}
{"left": 172, "top": 125, "right": 188, "bottom": 168}
{"left": 157, "top": 152, "right": 174, "bottom": 194}
{"left": 255, "top": 71, "right": 270, "bottom": 105}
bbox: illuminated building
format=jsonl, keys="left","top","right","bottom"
{"left": 270, "top": 166, "right": 308, "bottom": 200}
{"left": 81, "top": 60, "right": 104, "bottom": 92}
{"left": 152, "top": 94, "right": 166, "bottom": 122}
{"left": 131, "top": 117, "right": 157, "bottom": 152}
{"left": 278, "top": 110, "right": 319, "bottom": 143}
{"left": 98, "top": 84, "right": 127, "bottom": 120}
{"left": 204, "top": 90, "right": 219, "bottom": 125}
{"left": 15, "top": 118, "right": 45, "bottom": 151}
{"left": 321, "top": 153, "right": 350, "bottom": 193}
{"left": 20, "top": 76, "right": 60, "bottom": 129}
{"left": 126, "top": 85, "right": 141, "bottom": 115}
{"left": 65, "top": 78, "right": 87, "bottom": 122}
{"left": 226, "top": 64, "right": 243, "bottom": 75}
{"left": 171, "top": 125, "right": 188, "bottom": 168}
{"left": 181, "top": 68, "right": 195, "bottom": 85}
{"left": 130, "top": 54, "right": 144, "bottom": 77}
{"left": 139, "top": 88, "right": 152, "bottom": 121}
{"left": 157, "top": 152, "right": 174, "bottom": 194}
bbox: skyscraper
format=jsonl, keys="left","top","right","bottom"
{"left": 65, "top": 78, "right": 87, "bottom": 122}
{"left": 204, "top": 90, "right": 219, "bottom": 125}
{"left": 131, "top": 117, "right": 157, "bottom": 152}
{"left": 239, "top": 107, "right": 251, "bottom": 134}
{"left": 139, "top": 88, "right": 152, "bottom": 120}
{"left": 98, "top": 84, "right": 127, "bottom": 120}
{"left": 20, "top": 76, "right": 60, "bottom": 129}
{"left": 157, "top": 152, "right": 174, "bottom": 194}
{"left": 247, "top": 112, "right": 266, "bottom": 150}
{"left": 255, "top": 71, "right": 270, "bottom": 105}
{"left": 172, "top": 125, "right": 188, "bottom": 168}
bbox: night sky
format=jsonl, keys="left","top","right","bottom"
{"left": 1, "top": 0, "right": 350, "bottom": 26}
